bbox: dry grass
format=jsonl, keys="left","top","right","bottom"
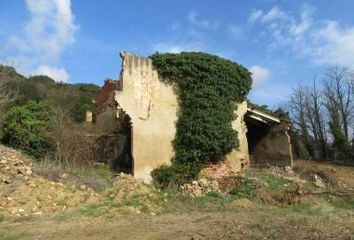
{"left": 0, "top": 201, "right": 353, "bottom": 240}
{"left": 294, "top": 159, "right": 354, "bottom": 188}
{"left": 33, "top": 160, "right": 114, "bottom": 192}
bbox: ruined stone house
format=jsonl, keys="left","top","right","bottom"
{"left": 94, "top": 52, "right": 292, "bottom": 182}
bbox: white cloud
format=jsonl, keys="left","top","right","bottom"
{"left": 228, "top": 24, "right": 243, "bottom": 40}
{"left": 250, "top": 4, "right": 354, "bottom": 67}
{"left": 152, "top": 11, "right": 219, "bottom": 53}
{"left": 248, "top": 9, "right": 263, "bottom": 23}
{"left": 188, "top": 11, "right": 220, "bottom": 30}
{"left": 289, "top": 4, "right": 314, "bottom": 36}
{"left": 4, "top": 0, "right": 77, "bottom": 81}
{"left": 249, "top": 65, "right": 270, "bottom": 88}
{"left": 312, "top": 21, "right": 354, "bottom": 66}
{"left": 35, "top": 65, "right": 69, "bottom": 82}
{"left": 261, "top": 6, "right": 287, "bottom": 23}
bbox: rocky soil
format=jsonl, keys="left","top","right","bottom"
{"left": 0, "top": 145, "right": 162, "bottom": 217}
{"left": 0, "top": 145, "right": 32, "bottom": 185}
{"left": 0, "top": 145, "right": 101, "bottom": 216}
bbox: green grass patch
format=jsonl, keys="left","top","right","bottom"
{"left": 0, "top": 214, "right": 5, "bottom": 223}
{"left": 292, "top": 202, "right": 335, "bottom": 217}
{"left": 59, "top": 190, "right": 166, "bottom": 219}
{"left": 333, "top": 197, "right": 354, "bottom": 210}
{"left": 122, "top": 197, "right": 149, "bottom": 213}
{"left": 245, "top": 169, "right": 293, "bottom": 191}
{"left": 53, "top": 209, "right": 79, "bottom": 221}
{"left": 0, "top": 232, "right": 29, "bottom": 240}
{"left": 227, "top": 176, "right": 259, "bottom": 199}
{"left": 254, "top": 216, "right": 280, "bottom": 239}
{"left": 164, "top": 191, "right": 235, "bottom": 213}
{"left": 54, "top": 202, "right": 116, "bottom": 220}
{"left": 78, "top": 203, "right": 110, "bottom": 217}
{"left": 230, "top": 183, "right": 255, "bottom": 199}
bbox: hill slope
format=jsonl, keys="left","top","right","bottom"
{"left": 0, "top": 65, "right": 100, "bottom": 122}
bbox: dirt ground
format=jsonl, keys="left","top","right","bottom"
{"left": 1, "top": 204, "right": 353, "bottom": 240}
{"left": 1, "top": 151, "right": 354, "bottom": 240}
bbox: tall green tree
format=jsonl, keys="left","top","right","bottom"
{"left": 1, "top": 101, "right": 54, "bottom": 158}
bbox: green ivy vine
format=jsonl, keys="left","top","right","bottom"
{"left": 150, "top": 52, "right": 252, "bottom": 186}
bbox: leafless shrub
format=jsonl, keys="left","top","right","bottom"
{"left": 288, "top": 67, "right": 354, "bottom": 162}
{"left": 48, "top": 107, "right": 98, "bottom": 170}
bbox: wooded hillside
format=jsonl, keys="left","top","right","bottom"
{"left": 0, "top": 65, "right": 100, "bottom": 123}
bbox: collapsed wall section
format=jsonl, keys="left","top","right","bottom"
{"left": 115, "top": 52, "right": 178, "bottom": 182}
{"left": 95, "top": 79, "right": 120, "bottom": 133}
{"left": 94, "top": 79, "right": 132, "bottom": 172}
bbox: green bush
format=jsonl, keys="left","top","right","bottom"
{"left": 150, "top": 52, "right": 252, "bottom": 179}
{"left": 1, "top": 101, "right": 54, "bottom": 158}
{"left": 151, "top": 164, "right": 201, "bottom": 189}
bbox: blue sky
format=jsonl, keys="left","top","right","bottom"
{"left": 1, "top": 0, "right": 354, "bottom": 107}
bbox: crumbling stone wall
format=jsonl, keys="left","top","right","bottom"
{"left": 226, "top": 101, "right": 250, "bottom": 172}
{"left": 95, "top": 79, "right": 120, "bottom": 133}
{"left": 115, "top": 52, "right": 178, "bottom": 182}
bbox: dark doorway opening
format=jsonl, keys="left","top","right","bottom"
{"left": 96, "top": 112, "right": 133, "bottom": 174}
{"left": 112, "top": 112, "right": 133, "bottom": 174}
{"left": 245, "top": 115, "right": 271, "bottom": 166}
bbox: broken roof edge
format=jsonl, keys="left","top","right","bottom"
{"left": 246, "top": 108, "right": 281, "bottom": 124}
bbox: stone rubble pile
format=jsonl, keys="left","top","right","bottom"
{"left": 180, "top": 178, "right": 220, "bottom": 197}
{"left": 180, "top": 161, "right": 242, "bottom": 197}
{"left": 0, "top": 176, "right": 100, "bottom": 216}
{"left": 0, "top": 145, "right": 164, "bottom": 217}
{"left": 0, "top": 145, "right": 33, "bottom": 185}
{"left": 0, "top": 145, "right": 100, "bottom": 216}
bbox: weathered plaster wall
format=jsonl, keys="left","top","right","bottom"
{"left": 251, "top": 124, "right": 293, "bottom": 166}
{"left": 115, "top": 52, "right": 178, "bottom": 182}
{"left": 226, "top": 101, "right": 250, "bottom": 172}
